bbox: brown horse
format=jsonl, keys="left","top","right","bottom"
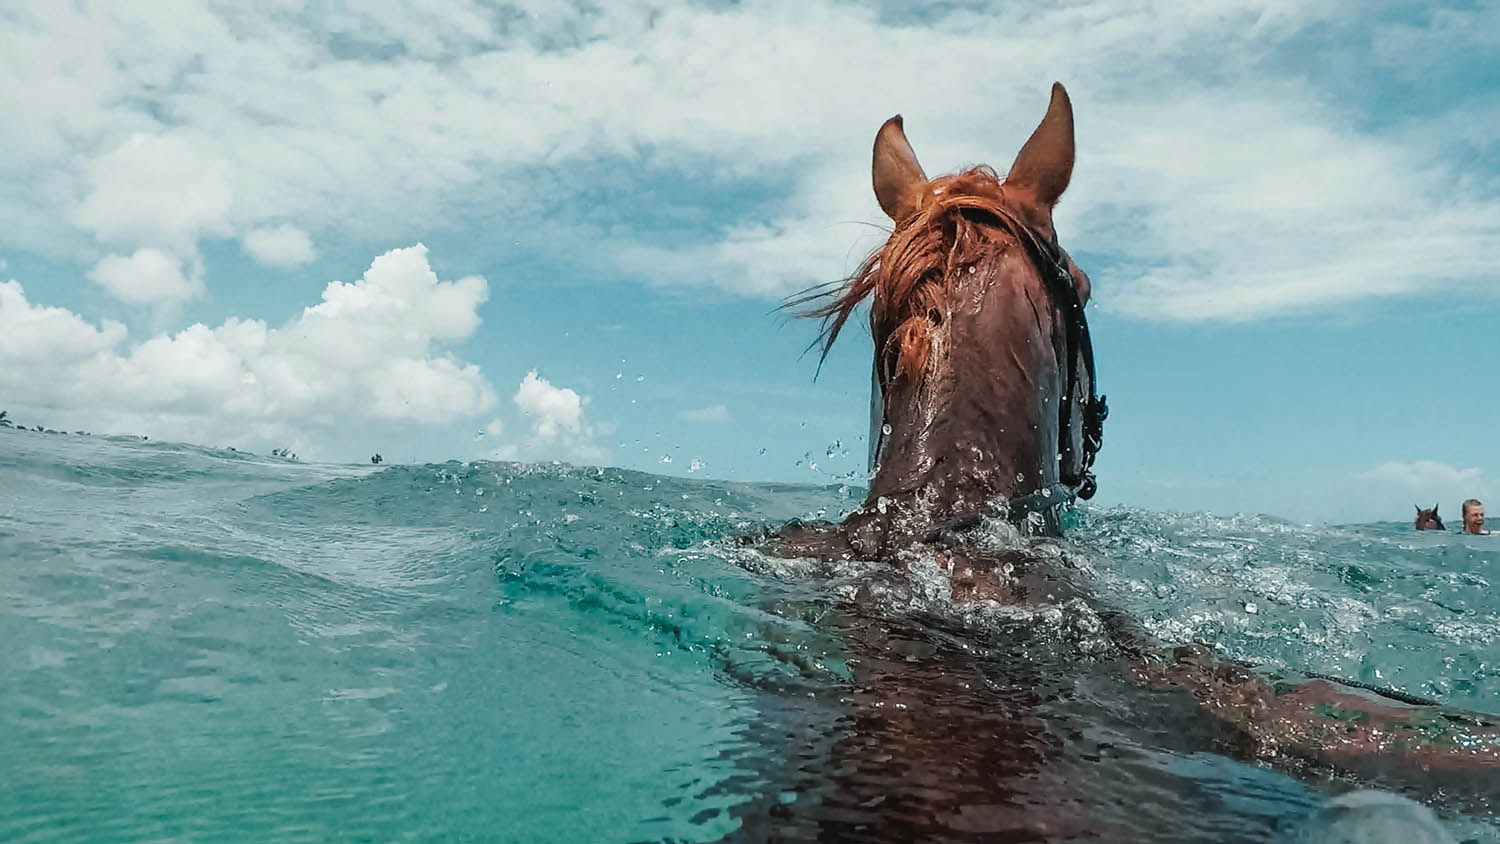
{"left": 784, "top": 82, "right": 1104, "bottom": 561}
{"left": 750, "top": 84, "right": 1500, "bottom": 839}
{"left": 1416, "top": 503, "right": 1446, "bottom": 530}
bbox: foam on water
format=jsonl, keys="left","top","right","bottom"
{"left": 2, "top": 428, "right": 1497, "bottom": 842}
{"left": 1072, "top": 508, "right": 1500, "bottom": 710}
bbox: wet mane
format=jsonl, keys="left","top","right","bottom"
{"left": 796, "top": 166, "right": 1032, "bottom": 385}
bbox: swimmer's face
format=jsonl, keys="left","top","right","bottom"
{"left": 1464, "top": 503, "right": 1485, "bottom": 534}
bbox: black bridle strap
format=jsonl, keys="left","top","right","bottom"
{"left": 983, "top": 206, "right": 1108, "bottom": 503}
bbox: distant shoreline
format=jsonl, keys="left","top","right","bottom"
{"left": 0, "top": 409, "right": 304, "bottom": 462}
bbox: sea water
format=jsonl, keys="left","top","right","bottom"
{"left": 1, "top": 429, "right": 1496, "bottom": 842}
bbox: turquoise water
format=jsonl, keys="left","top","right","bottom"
{"left": 1, "top": 428, "right": 1497, "bottom": 842}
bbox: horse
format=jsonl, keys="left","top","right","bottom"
{"left": 1416, "top": 504, "right": 1445, "bottom": 531}
{"left": 747, "top": 84, "right": 1500, "bottom": 840}
{"left": 780, "top": 82, "right": 1104, "bottom": 562}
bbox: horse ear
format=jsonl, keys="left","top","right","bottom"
{"left": 1006, "top": 82, "right": 1075, "bottom": 212}
{"left": 872, "top": 115, "right": 929, "bottom": 224}
{"left": 1416, "top": 505, "right": 1422, "bottom": 512}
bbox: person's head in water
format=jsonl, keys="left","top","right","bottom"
{"left": 1462, "top": 499, "right": 1487, "bottom": 535}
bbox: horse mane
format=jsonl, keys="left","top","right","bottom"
{"left": 793, "top": 166, "right": 1028, "bottom": 385}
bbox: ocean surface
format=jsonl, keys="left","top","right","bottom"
{"left": 2, "top": 428, "right": 1497, "bottom": 842}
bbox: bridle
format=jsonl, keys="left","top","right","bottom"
{"left": 868, "top": 200, "right": 1108, "bottom": 530}
{"left": 991, "top": 204, "right": 1108, "bottom": 506}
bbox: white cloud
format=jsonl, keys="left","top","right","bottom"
{"left": 679, "top": 403, "right": 732, "bottom": 423}
{"left": 73, "top": 133, "right": 232, "bottom": 252}
{"left": 1, "top": 1, "right": 1497, "bottom": 318}
{"left": 483, "top": 418, "right": 504, "bottom": 439}
{"left": 86, "top": 248, "right": 202, "bottom": 305}
{"left": 1357, "top": 460, "right": 1487, "bottom": 494}
{"left": 242, "top": 225, "right": 317, "bottom": 267}
{"left": 1079, "top": 93, "right": 1500, "bottom": 321}
{"left": 1354, "top": 461, "right": 1489, "bottom": 517}
{"left": 492, "top": 370, "right": 604, "bottom": 463}
{"left": 0, "top": 280, "right": 127, "bottom": 366}
{"left": 515, "top": 370, "right": 583, "bottom": 436}
{"left": 0, "top": 244, "right": 495, "bottom": 456}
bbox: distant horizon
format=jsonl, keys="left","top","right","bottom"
{"left": 2, "top": 1, "right": 1495, "bottom": 526}
{"left": 7, "top": 420, "right": 1496, "bottom": 532}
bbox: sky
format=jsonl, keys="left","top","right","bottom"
{"left": 1, "top": 0, "right": 1496, "bottom": 525}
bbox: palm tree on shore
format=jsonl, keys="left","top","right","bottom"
{"left": 0, "top": 410, "right": 12, "bottom": 428}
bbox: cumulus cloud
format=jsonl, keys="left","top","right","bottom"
{"left": 242, "top": 225, "right": 317, "bottom": 267}
{"left": 86, "top": 248, "right": 202, "bottom": 304}
{"left": 679, "top": 403, "right": 732, "bottom": 423}
{"left": 0, "top": 244, "right": 495, "bottom": 456}
{"left": 1, "top": 1, "right": 1497, "bottom": 319}
{"left": 73, "top": 133, "right": 233, "bottom": 252}
{"left": 515, "top": 371, "right": 584, "bottom": 437}
{"left": 0, "top": 280, "right": 127, "bottom": 366}
{"left": 490, "top": 370, "right": 604, "bottom": 463}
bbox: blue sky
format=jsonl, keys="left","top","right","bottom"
{"left": 1, "top": 0, "right": 1496, "bottom": 524}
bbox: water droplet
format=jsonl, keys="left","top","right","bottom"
{"left": 1244, "top": 602, "right": 1258, "bottom": 615}
{"left": 615, "top": 372, "right": 623, "bottom": 380}
{"left": 1015, "top": 472, "right": 1026, "bottom": 484}
{"left": 660, "top": 455, "right": 672, "bottom": 463}
{"left": 758, "top": 448, "right": 767, "bottom": 455}
{"left": 636, "top": 375, "right": 645, "bottom": 382}
{"left": 881, "top": 423, "right": 892, "bottom": 436}
{"left": 689, "top": 458, "right": 705, "bottom": 473}
{"left": 473, "top": 430, "right": 486, "bottom": 441}
{"left": 967, "top": 265, "right": 976, "bottom": 274}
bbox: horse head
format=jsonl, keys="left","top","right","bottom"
{"left": 1415, "top": 503, "right": 1445, "bottom": 531}
{"left": 797, "top": 83, "right": 1102, "bottom": 555}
